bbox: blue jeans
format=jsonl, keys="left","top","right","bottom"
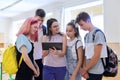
{"left": 43, "top": 65, "right": 66, "bottom": 80}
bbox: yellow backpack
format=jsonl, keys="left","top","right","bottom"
{"left": 2, "top": 45, "right": 22, "bottom": 74}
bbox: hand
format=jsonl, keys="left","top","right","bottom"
{"left": 33, "top": 66, "right": 40, "bottom": 77}
{"left": 49, "top": 47, "right": 58, "bottom": 55}
{"left": 80, "top": 68, "right": 87, "bottom": 76}
{"left": 34, "top": 62, "right": 40, "bottom": 77}
{"left": 70, "top": 75, "right": 76, "bottom": 80}
{"left": 42, "top": 58, "right": 44, "bottom": 64}
{"left": 36, "top": 66, "right": 40, "bottom": 77}
{"left": 82, "top": 73, "right": 89, "bottom": 79}
{"left": 33, "top": 69, "right": 39, "bottom": 77}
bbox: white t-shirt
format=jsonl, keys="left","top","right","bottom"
{"left": 16, "top": 34, "right": 32, "bottom": 54}
{"left": 85, "top": 27, "right": 107, "bottom": 74}
{"left": 34, "top": 28, "right": 43, "bottom": 60}
{"left": 67, "top": 38, "right": 83, "bottom": 59}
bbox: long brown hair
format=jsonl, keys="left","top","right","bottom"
{"left": 46, "top": 18, "right": 62, "bottom": 41}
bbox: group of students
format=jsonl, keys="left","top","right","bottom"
{"left": 15, "top": 8, "right": 106, "bottom": 80}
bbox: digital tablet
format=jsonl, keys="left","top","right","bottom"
{"left": 42, "top": 42, "right": 62, "bottom": 50}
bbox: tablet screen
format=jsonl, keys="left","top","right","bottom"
{"left": 42, "top": 42, "right": 62, "bottom": 50}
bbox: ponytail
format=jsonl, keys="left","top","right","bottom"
{"left": 67, "top": 20, "right": 80, "bottom": 38}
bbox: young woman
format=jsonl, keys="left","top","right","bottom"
{"left": 15, "top": 17, "right": 39, "bottom": 80}
{"left": 65, "top": 20, "right": 83, "bottom": 80}
{"left": 42, "top": 18, "right": 67, "bottom": 80}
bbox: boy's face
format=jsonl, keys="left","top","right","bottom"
{"left": 35, "top": 16, "right": 44, "bottom": 27}
{"left": 78, "top": 20, "right": 89, "bottom": 31}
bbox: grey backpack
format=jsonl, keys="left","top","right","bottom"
{"left": 93, "top": 29, "right": 118, "bottom": 77}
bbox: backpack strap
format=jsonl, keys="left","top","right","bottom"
{"left": 15, "top": 43, "right": 22, "bottom": 68}
{"left": 75, "top": 40, "right": 80, "bottom": 61}
{"left": 93, "top": 29, "right": 106, "bottom": 42}
{"left": 84, "top": 33, "right": 88, "bottom": 43}
{"left": 19, "top": 56, "right": 22, "bottom": 67}
{"left": 42, "top": 25, "right": 46, "bottom": 35}
{"left": 92, "top": 29, "right": 107, "bottom": 69}
{"left": 101, "top": 58, "right": 106, "bottom": 69}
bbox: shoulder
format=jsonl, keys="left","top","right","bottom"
{"left": 42, "top": 35, "right": 47, "bottom": 42}
{"left": 16, "top": 34, "right": 31, "bottom": 47}
{"left": 76, "top": 38, "right": 83, "bottom": 46}
{"left": 93, "top": 28, "right": 103, "bottom": 35}
{"left": 93, "top": 28, "right": 106, "bottom": 43}
{"left": 61, "top": 33, "right": 66, "bottom": 37}
{"left": 94, "top": 28, "right": 105, "bottom": 38}
{"left": 61, "top": 33, "right": 67, "bottom": 40}
{"left": 56, "top": 33, "right": 67, "bottom": 39}
{"left": 16, "top": 34, "right": 32, "bottom": 53}
{"left": 16, "top": 34, "right": 28, "bottom": 43}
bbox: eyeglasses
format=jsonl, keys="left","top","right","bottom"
{"left": 52, "top": 25, "right": 59, "bottom": 28}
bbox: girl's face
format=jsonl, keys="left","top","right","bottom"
{"left": 66, "top": 25, "right": 76, "bottom": 38}
{"left": 50, "top": 21, "right": 59, "bottom": 35}
{"left": 30, "top": 23, "right": 38, "bottom": 34}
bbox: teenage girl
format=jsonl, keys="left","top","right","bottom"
{"left": 65, "top": 20, "right": 83, "bottom": 80}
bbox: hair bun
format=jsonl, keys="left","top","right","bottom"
{"left": 70, "top": 20, "right": 76, "bottom": 24}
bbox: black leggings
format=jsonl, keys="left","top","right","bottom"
{"left": 34, "top": 59, "right": 43, "bottom": 80}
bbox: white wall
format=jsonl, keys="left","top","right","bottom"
{"left": 2, "top": 0, "right": 120, "bottom": 45}
{"left": 11, "top": 0, "right": 99, "bottom": 34}
{"left": 104, "top": 0, "right": 120, "bottom": 43}
{"left": 12, "top": 0, "right": 97, "bottom": 21}
{"left": 0, "top": 17, "right": 12, "bottom": 44}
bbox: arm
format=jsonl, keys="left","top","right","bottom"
{"left": 20, "top": 45, "right": 38, "bottom": 75}
{"left": 34, "top": 60, "right": 40, "bottom": 77}
{"left": 50, "top": 34, "right": 67, "bottom": 57}
{"left": 42, "top": 36, "right": 49, "bottom": 57}
{"left": 84, "top": 31, "right": 105, "bottom": 71}
{"left": 81, "top": 44, "right": 102, "bottom": 75}
{"left": 71, "top": 46, "right": 83, "bottom": 80}
{"left": 82, "top": 49, "right": 86, "bottom": 68}
{"left": 57, "top": 34, "right": 67, "bottom": 57}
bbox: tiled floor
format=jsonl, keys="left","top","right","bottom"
{"left": 82, "top": 62, "right": 120, "bottom": 80}
{"left": 1, "top": 62, "right": 120, "bottom": 80}
{"left": 1, "top": 72, "right": 15, "bottom": 80}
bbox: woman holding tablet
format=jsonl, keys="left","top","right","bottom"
{"left": 42, "top": 18, "right": 67, "bottom": 80}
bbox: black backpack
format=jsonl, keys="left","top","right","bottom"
{"left": 42, "top": 25, "right": 46, "bottom": 35}
{"left": 92, "top": 29, "right": 118, "bottom": 77}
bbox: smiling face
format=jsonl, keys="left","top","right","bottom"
{"left": 50, "top": 21, "right": 59, "bottom": 35}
